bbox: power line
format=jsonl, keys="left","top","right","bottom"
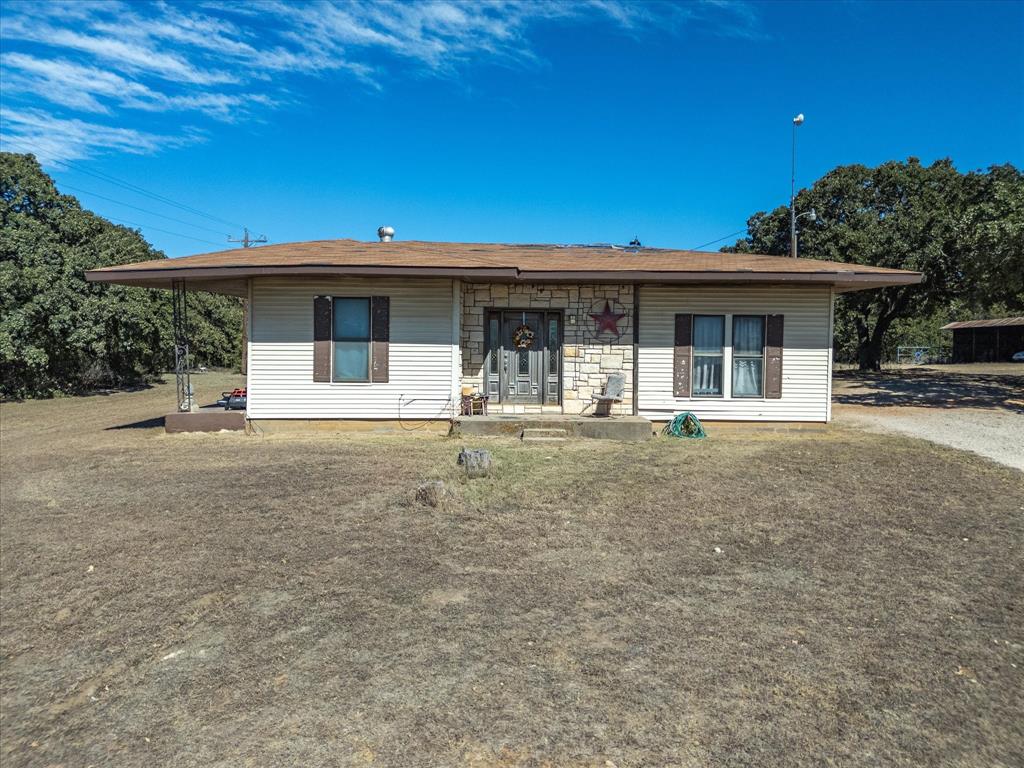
{"left": 44, "top": 155, "right": 245, "bottom": 229}
{"left": 688, "top": 228, "right": 749, "bottom": 251}
{"left": 57, "top": 182, "right": 230, "bottom": 237}
{"left": 105, "top": 215, "right": 224, "bottom": 247}
{"left": 57, "top": 160, "right": 244, "bottom": 229}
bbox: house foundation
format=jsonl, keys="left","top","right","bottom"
{"left": 451, "top": 414, "right": 652, "bottom": 441}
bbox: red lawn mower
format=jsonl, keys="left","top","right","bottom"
{"left": 216, "top": 388, "right": 247, "bottom": 410}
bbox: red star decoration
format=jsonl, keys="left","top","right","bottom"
{"left": 589, "top": 301, "right": 626, "bottom": 336}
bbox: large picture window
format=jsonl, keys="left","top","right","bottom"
{"left": 693, "top": 315, "right": 725, "bottom": 396}
{"left": 332, "top": 297, "right": 370, "bottom": 381}
{"left": 732, "top": 315, "right": 765, "bottom": 397}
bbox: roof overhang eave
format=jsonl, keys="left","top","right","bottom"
{"left": 85, "top": 264, "right": 923, "bottom": 293}
{"left": 84, "top": 265, "right": 522, "bottom": 295}
{"left": 519, "top": 270, "right": 922, "bottom": 290}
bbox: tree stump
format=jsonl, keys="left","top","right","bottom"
{"left": 457, "top": 448, "right": 492, "bottom": 479}
{"left": 415, "top": 480, "right": 449, "bottom": 508}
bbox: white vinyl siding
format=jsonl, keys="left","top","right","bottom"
{"left": 248, "top": 277, "right": 456, "bottom": 419}
{"left": 638, "top": 284, "right": 833, "bottom": 422}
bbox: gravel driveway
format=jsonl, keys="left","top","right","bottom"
{"left": 833, "top": 366, "right": 1024, "bottom": 471}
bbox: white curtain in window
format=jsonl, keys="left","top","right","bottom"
{"left": 732, "top": 358, "right": 762, "bottom": 397}
{"left": 694, "top": 316, "right": 724, "bottom": 353}
{"left": 693, "top": 357, "right": 722, "bottom": 394}
{"left": 733, "top": 316, "right": 763, "bottom": 354}
{"left": 732, "top": 316, "right": 764, "bottom": 397}
{"left": 693, "top": 316, "right": 724, "bottom": 395}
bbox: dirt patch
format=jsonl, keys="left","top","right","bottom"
{"left": 834, "top": 366, "right": 1024, "bottom": 469}
{"left": 2, "top": 375, "right": 1023, "bottom": 766}
{"left": 833, "top": 366, "right": 1024, "bottom": 412}
{"left": 422, "top": 587, "right": 471, "bottom": 607}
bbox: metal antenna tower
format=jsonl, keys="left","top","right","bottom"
{"left": 228, "top": 227, "right": 268, "bottom": 248}
{"left": 172, "top": 279, "right": 193, "bottom": 412}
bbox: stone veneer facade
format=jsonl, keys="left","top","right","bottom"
{"left": 459, "top": 282, "right": 634, "bottom": 415}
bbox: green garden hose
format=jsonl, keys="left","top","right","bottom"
{"left": 662, "top": 412, "right": 707, "bottom": 439}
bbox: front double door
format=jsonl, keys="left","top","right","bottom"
{"left": 484, "top": 310, "right": 562, "bottom": 405}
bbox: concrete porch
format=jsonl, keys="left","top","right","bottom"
{"left": 165, "top": 408, "right": 246, "bottom": 433}
{"left": 451, "top": 414, "right": 653, "bottom": 442}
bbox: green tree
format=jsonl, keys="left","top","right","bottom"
{"left": 725, "top": 158, "right": 1023, "bottom": 369}
{"left": 1, "top": 152, "right": 242, "bottom": 398}
{"left": 956, "top": 163, "right": 1024, "bottom": 308}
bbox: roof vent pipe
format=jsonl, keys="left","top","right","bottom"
{"left": 377, "top": 226, "right": 395, "bottom": 242}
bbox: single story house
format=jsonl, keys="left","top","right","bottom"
{"left": 86, "top": 238, "right": 921, "bottom": 424}
{"left": 942, "top": 317, "right": 1024, "bottom": 363}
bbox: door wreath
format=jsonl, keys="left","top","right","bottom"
{"left": 512, "top": 324, "right": 536, "bottom": 349}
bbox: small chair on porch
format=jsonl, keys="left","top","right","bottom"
{"left": 460, "top": 386, "right": 489, "bottom": 416}
{"left": 591, "top": 372, "right": 626, "bottom": 417}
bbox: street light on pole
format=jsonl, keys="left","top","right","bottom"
{"left": 790, "top": 113, "right": 804, "bottom": 258}
{"left": 793, "top": 208, "right": 817, "bottom": 257}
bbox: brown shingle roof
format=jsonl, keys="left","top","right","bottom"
{"left": 86, "top": 239, "right": 923, "bottom": 296}
{"left": 941, "top": 317, "right": 1024, "bottom": 330}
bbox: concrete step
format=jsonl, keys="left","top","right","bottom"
{"left": 521, "top": 428, "right": 569, "bottom": 443}
{"left": 451, "top": 415, "right": 653, "bottom": 442}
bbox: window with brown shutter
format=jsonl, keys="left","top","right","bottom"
{"left": 673, "top": 313, "right": 693, "bottom": 398}
{"left": 370, "top": 296, "right": 390, "bottom": 383}
{"left": 312, "top": 295, "right": 389, "bottom": 383}
{"left": 764, "top": 314, "right": 784, "bottom": 399}
{"left": 313, "top": 296, "right": 332, "bottom": 382}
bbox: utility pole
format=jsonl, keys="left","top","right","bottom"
{"left": 790, "top": 113, "right": 804, "bottom": 258}
{"left": 227, "top": 229, "right": 266, "bottom": 378}
{"left": 228, "top": 227, "right": 268, "bottom": 248}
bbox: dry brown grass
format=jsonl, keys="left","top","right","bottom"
{"left": 2, "top": 375, "right": 1022, "bottom": 767}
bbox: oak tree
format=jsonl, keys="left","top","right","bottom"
{"left": 725, "top": 158, "right": 1023, "bottom": 369}
{"left": 1, "top": 152, "right": 243, "bottom": 398}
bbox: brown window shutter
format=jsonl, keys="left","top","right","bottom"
{"left": 673, "top": 313, "right": 693, "bottom": 398}
{"left": 371, "top": 296, "right": 390, "bottom": 383}
{"left": 313, "top": 296, "right": 332, "bottom": 382}
{"left": 765, "top": 314, "right": 784, "bottom": 399}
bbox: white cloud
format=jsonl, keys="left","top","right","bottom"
{"left": 1, "top": 12, "right": 235, "bottom": 85}
{"left": 1, "top": 54, "right": 273, "bottom": 120}
{"left": 0, "top": 108, "right": 199, "bottom": 164}
{"left": 0, "top": 0, "right": 762, "bottom": 162}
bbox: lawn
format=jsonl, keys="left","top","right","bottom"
{"left": 1, "top": 374, "right": 1022, "bottom": 767}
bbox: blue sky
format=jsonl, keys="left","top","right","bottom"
{"left": 1, "top": 0, "right": 1022, "bottom": 257}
